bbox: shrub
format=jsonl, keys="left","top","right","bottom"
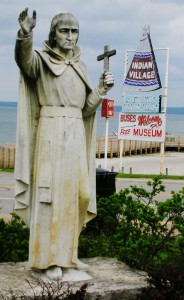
{"left": 0, "top": 213, "right": 29, "bottom": 262}
{"left": 79, "top": 177, "right": 184, "bottom": 271}
{"left": 137, "top": 253, "right": 184, "bottom": 299}
{"left": 79, "top": 177, "right": 184, "bottom": 298}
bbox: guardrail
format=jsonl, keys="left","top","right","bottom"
{"left": 96, "top": 136, "right": 160, "bottom": 158}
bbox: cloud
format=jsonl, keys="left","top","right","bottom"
{"left": 1, "top": 0, "right": 184, "bottom": 106}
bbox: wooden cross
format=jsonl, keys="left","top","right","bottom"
{"left": 97, "top": 45, "right": 116, "bottom": 72}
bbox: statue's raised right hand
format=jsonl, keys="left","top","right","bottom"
{"left": 18, "top": 7, "right": 36, "bottom": 35}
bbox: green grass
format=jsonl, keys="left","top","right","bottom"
{"left": 0, "top": 168, "right": 14, "bottom": 172}
{"left": 0, "top": 168, "right": 184, "bottom": 180}
{"left": 117, "top": 173, "right": 184, "bottom": 180}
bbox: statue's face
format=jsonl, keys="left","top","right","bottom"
{"left": 54, "top": 14, "right": 79, "bottom": 52}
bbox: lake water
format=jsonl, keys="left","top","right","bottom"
{"left": 0, "top": 102, "right": 184, "bottom": 145}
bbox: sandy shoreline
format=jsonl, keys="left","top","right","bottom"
{"left": 96, "top": 152, "right": 184, "bottom": 176}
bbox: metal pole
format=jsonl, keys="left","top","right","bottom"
{"left": 119, "top": 50, "right": 129, "bottom": 171}
{"left": 104, "top": 117, "right": 109, "bottom": 169}
{"left": 160, "top": 48, "right": 169, "bottom": 174}
{"left": 119, "top": 139, "right": 124, "bottom": 172}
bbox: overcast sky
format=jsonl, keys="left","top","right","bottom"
{"left": 1, "top": 0, "right": 184, "bottom": 106}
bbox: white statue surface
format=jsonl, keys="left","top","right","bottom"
{"left": 14, "top": 8, "right": 114, "bottom": 281}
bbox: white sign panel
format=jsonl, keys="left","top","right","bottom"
{"left": 122, "top": 94, "right": 160, "bottom": 113}
{"left": 118, "top": 113, "right": 166, "bottom": 142}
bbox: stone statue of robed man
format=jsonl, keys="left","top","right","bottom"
{"left": 14, "top": 8, "right": 114, "bottom": 280}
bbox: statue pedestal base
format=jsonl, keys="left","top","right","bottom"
{"left": 0, "top": 257, "right": 147, "bottom": 299}
{"left": 63, "top": 268, "right": 92, "bottom": 282}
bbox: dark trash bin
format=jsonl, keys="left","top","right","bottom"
{"left": 96, "top": 168, "right": 117, "bottom": 197}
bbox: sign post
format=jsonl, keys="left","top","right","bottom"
{"left": 160, "top": 47, "right": 169, "bottom": 174}
{"left": 97, "top": 45, "right": 116, "bottom": 169}
{"left": 119, "top": 50, "right": 128, "bottom": 172}
{"left": 101, "top": 99, "right": 114, "bottom": 169}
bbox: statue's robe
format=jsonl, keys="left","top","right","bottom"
{"left": 14, "top": 32, "right": 103, "bottom": 269}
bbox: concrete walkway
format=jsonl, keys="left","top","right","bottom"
{"left": 96, "top": 152, "right": 184, "bottom": 176}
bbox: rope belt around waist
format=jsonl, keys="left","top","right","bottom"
{"left": 40, "top": 106, "right": 82, "bottom": 119}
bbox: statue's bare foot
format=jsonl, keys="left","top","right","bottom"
{"left": 76, "top": 260, "right": 89, "bottom": 271}
{"left": 45, "top": 266, "right": 63, "bottom": 280}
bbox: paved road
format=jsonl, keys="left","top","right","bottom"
{"left": 116, "top": 178, "right": 184, "bottom": 202}
{"left": 1, "top": 170, "right": 184, "bottom": 217}
{"left": 0, "top": 172, "right": 15, "bottom": 217}
{"left": 97, "top": 152, "right": 184, "bottom": 202}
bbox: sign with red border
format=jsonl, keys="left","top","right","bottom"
{"left": 118, "top": 112, "right": 166, "bottom": 142}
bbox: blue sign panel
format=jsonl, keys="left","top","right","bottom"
{"left": 122, "top": 94, "right": 161, "bottom": 113}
